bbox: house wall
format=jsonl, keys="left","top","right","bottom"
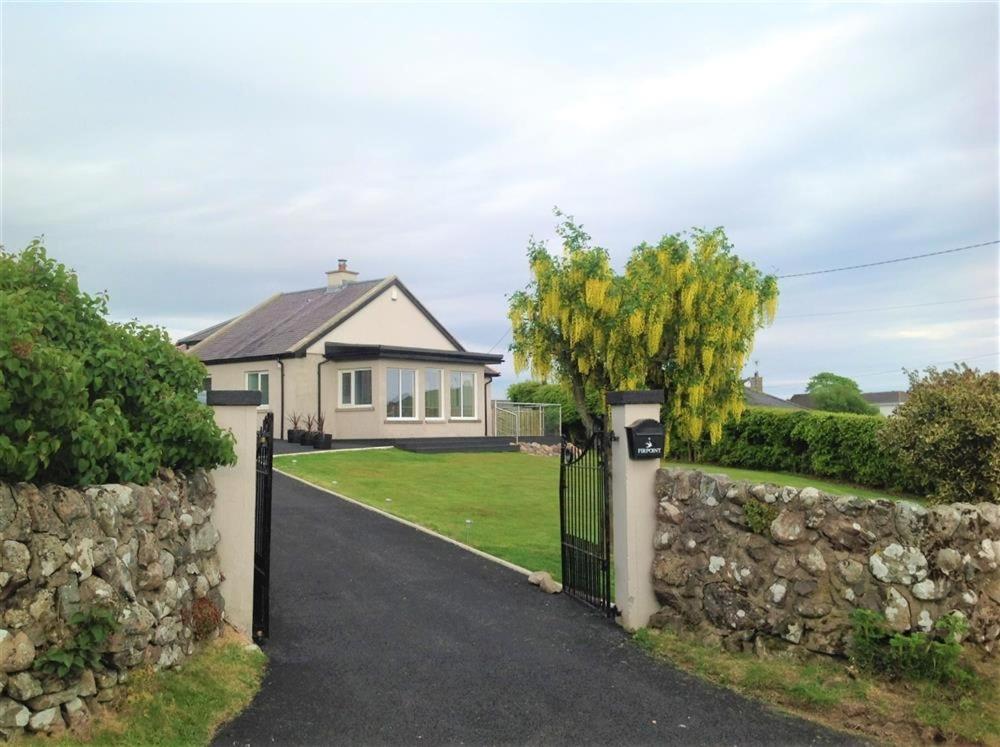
{"left": 202, "top": 359, "right": 281, "bottom": 431}
{"left": 306, "top": 286, "right": 458, "bottom": 354}
{"left": 320, "top": 357, "right": 491, "bottom": 439}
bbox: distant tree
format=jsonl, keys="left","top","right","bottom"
{"left": 806, "top": 372, "right": 878, "bottom": 415}
{"left": 508, "top": 209, "right": 777, "bottom": 450}
{"left": 880, "top": 365, "right": 1000, "bottom": 503}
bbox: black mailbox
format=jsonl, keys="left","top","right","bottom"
{"left": 625, "top": 419, "right": 665, "bottom": 460}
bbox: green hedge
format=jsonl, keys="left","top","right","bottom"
{"left": 688, "top": 408, "right": 918, "bottom": 493}
{"left": 0, "top": 241, "right": 235, "bottom": 486}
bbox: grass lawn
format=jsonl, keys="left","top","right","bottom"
{"left": 51, "top": 629, "right": 266, "bottom": 746}
{"left": 664, "top": 460, "right": 923, "bottom": 503}
{"left": 275, "top": 449, "right": 562, "bottom": 577}
{"left": 635, "top": 627, "right": 1000, "bottom": 745}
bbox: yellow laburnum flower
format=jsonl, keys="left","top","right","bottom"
{"left": 629, "top": 310, "right": 644, "bottom": 336}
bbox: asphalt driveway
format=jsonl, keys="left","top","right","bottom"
{"left": 214, "top": 471, "right": 858, "bottom": 746}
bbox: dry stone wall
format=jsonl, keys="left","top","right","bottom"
{"left": 0, "top": 469, "right": 224, "bottom": 739}
{"left": 650, "top": 469, "right": 1000, "bottom": 657}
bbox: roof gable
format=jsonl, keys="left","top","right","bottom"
{"left": 189, "top": 277, "right": 468, "bottom": 363}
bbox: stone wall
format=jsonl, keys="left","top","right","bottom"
{"left": 0, "top": 469, "right": 224, "bottom": 738}
{"left": 650, "top": 469, "right": 1000, "bottom": 656}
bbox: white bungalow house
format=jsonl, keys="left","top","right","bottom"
{"left": 182, "top": 261, "right": 503, "bottom": 442}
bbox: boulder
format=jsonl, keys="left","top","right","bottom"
{"left": 27, "top": 706, "right": 62, "bottom": 733}
{"left": 798, "top": 546, "right": 827, "bottom": 575}
{"left": 5, "top": 671, "right": 42, "bottom": 700}
{"left": 0, "top": 697, "right": 29, "bottom": 728}
{"left": 869, "top": 543, "right": 928, "bottom": 585}
{"left": 0, "top": 630, "right": 35, "bottom": 672}
{"left": 770, "top": 511, "right": 806, "bottom": 544}
{"left": 883, "top": 587, "right": 911, "bottom": 632}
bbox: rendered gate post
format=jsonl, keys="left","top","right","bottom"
{"left": 607, "top": 390, "right": 664, "bottom": 631}
{"left": 209, "top": 390, "right": 262, "bottom": 636}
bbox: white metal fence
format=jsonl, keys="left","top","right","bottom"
{"left": 492, "top": 401, "right": 562, "bottom": 441}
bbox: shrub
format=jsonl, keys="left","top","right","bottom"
{"left": 688, "top": 408, "right": 915, "bottom": 492}
{"left": 0, "top": 240, "right": 235, "bottom": 485}
{"left": 35, "top": 607, "right": 119, "bottom": 678}
{"left": 743, "top": 498, "right": 779, "bottom": 535}
{"left": 880, "top": 366, "right": 1000, "bottom": 504}
{"left": 849, "top": 609, "right": 973, "bottom": 687}
{"left": 187, "top": 597, "right": 223, "bottom": 641}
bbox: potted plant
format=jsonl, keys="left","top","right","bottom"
{"left": 286, "top": 412, "right": 303, "bottom": 443}
{"left": 313, "top": 414, "right": 332, "bottom": 450}
{"left": 302, "top": 414, "right": 317, "bottom": 445}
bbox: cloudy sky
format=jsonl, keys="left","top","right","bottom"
{"left": 3, "top": 2, "right": 997, "bottom": 397}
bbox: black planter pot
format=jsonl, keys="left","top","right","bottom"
{"left": 300, "top": 431, "right": 316, "bottom": 445}
{"left": 286, "top": 429, "right": 302, "bottom": 443}
{"left": 313, "top": 433, "right": 333, "bottom": 450}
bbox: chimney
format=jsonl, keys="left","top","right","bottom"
{"left": 749, "top": 371, "right": 764, "bottom": 393}
{"left": 326, "top": 259, "right": 359, "bottom": 290}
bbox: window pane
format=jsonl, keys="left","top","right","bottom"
{"left": 425, "top": 369, "right": 441, "bottom": 418}
{"left": 462, "top": 373, "right": 474, "bottom": 418}
{"left": 341, "top": 371, "right": 352, "bottom": 405}
{"left": 355, "top": 370, "right": 372, "bottom": 405}
{"left": 386, "top": 368, "right": 400, "bottom": 418}
{"left": 450, "top": 372, "right": 461, "bottom": 415}
{"left": 400, "top": 369, "right": 415, "bottom": 418}
{"left": 247, "top": 372, "right": 258, "bottom": 390}
{"left": 260, "top": 373, "right": 270, "bottom": 406}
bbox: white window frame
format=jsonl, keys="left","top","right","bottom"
{"left": 424, "top": 368, "right": 445, "bottom": 421}
{"left": 245, "top": 371, "right": 270, "bottom": 407}
{"left": 338, "top": 368, "right": 373, "bottom": 408}
{"left": 449, "top": 371, "right": 477, "bottom": 420}
{"left": 386, "top": 367, "right": 419, "bottom": 421}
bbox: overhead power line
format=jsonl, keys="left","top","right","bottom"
{"left": 777, "top": 294, "right": 999, "bottom": 320}
{"left": 776, "top": 240, "right": 999, "bottom": 279}
{"left": 487, "top": 327, "right": 511, "bottom": 353}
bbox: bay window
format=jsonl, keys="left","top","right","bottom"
{"left": 387, "top": 367, "right": 417, "bottom": 419}
{"left": 339, "top": 369, "right": 373, "bottom": 407}
{"left": 425, "top": 368, "right": 443, "bottom": 419}
{"left": 449, "top": 371, "right": 475, "bottom": 419}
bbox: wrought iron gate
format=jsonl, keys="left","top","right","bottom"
{"left": 559, "top": 429, "right": 613, "bottom": 616}
{"left": 252, "top": 412, "right": 274, "bottom": 644}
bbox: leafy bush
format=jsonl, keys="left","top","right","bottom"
{"left": 880, "top": 366, "right": 999, "bottom": 504}
{"left": 688, "top": 408, "right": 914, "bottom": 492}
{"left": 743, "top": 498, "right": 779, "bottom": 535}
{"left": 849, "top": 609, "right": 973, "bottom": 687}
{"left": 186, "top": 597, "right": 223, "bottom": 641}
{"left": 35, "top": 607, "right": 119, "bottom": 678}
{"left": 0, "top": 240, "right": 235, "bottom": 485}
{"left": 505, "top": 379, "right": 603, "bottom": 439}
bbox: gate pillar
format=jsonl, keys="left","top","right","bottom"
{"left": 209, "top": 390, "right": 262, "bottom": 636}
{"left": 607, "top": 390, "right": 663, "bottom": 632}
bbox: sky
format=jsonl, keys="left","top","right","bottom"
{"left": 2, "top": 2, "right": 998, "bottom": 398}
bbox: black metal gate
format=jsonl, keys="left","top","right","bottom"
{"left": 559, "top": 429, "right": 613, "bottom": 616}
{"left": 252, "top": 412, "right": 274, "bottom": 644}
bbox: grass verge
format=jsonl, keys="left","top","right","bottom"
{"left": 634, "top": 627, "right": 1000, "bottom": 745}
{"left": 664, "top": 459, "right": 923, "bottom": 503}
{"left": 275, "top": 449, "right": 561, "bottom": 577}
{"left": 45, "top": 628, "right": 266, "bottom": 746}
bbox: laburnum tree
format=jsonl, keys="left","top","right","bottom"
{"left": 508, "top": 210, "right": 778, "bottom": 451}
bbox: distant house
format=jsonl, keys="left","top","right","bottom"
{"left": 184, "top": 261, "right": 503, "bottom": 440}
{"left": 789, "top": 390, "right": 908, "bottom": 416}
{"left": 743, "top": 372, "right": 803, "bottom": 409}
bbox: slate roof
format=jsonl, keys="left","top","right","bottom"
{"left": 862, "top": 391, "right": 909, "bottom": 406}
{"left": 191, "top": 279, "right": 386, "bottom": 362}
{"left": 176, "top": 318, "right": 233, "bottom": 347}
{"left": 744, "top": 388, "right": 804, "bottom": 409}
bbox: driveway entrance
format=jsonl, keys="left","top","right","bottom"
{"left": 214, "top": 472, "right": 857, "bottom": 745}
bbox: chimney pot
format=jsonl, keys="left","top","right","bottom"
{"left": 326, "top": 260, "right": 359, "bottom": 290}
